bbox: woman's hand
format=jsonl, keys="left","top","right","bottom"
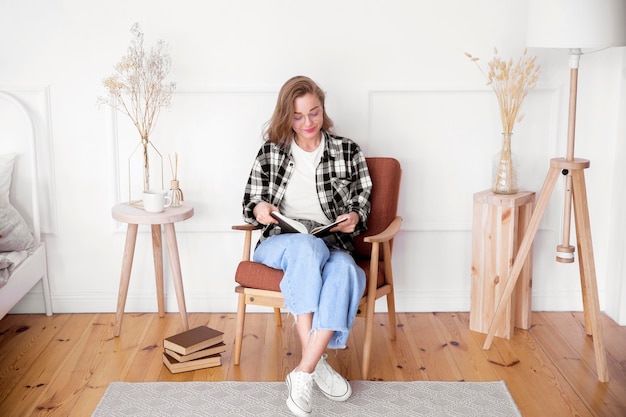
{"left": 253, "top": 201, "right": 279, "bottom": 225}
{"left": 331, "top": 212, "right": 359, "bottom": 234}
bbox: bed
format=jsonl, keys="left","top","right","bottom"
{"left": 0, "top": 91, "right": 52, "bottom": 319}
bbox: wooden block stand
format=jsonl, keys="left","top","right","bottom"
{"left": 470, "top": 190, "right": 535, "bottom": 339}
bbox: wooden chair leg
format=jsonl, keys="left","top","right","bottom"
{"left": 383, "top": 242, "right": 397, "bottom": 340}
{"left": 273, "top": 307, "right": 282, "bottom": 327}
{"left": 361, "top": 242, "right": 380, "bottom": 380}
{"left": 234, "top": 292, "right": 246, "bottom": 366}
{"left": 386, "top": 295, "right": 397, "bottom": 341}
{"left": 362, "top": 310, "right": 374, "bottom": 380}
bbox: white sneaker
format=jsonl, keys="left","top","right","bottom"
{"left": 286, "top": 369, "right": 313, "bottom": 416}
{"left": 313, "top": 354, "right": 352, "bottom": 401}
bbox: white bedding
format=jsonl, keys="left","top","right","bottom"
{"left": 0, "top": 193, "right": 37, "bottom": 288}
{"left": 0, "top": 249, "right": 30, "bottom": 287}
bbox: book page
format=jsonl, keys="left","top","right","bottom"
{"left": 311, "top": 217, "right": 347, "bottom": 237}
{"left": 270, "top": 212, "right": 308, "bottom": 233}
{"left": 270, "top": 212, "right": 347, "bottom": 237}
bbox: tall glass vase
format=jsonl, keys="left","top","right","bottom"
{"left": 492, "top": 132, "right": 519, "bottom": 194}
{"left": 127, "top": 137, "right": 164, "bottom": 202}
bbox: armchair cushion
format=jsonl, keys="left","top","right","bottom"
{"left": 235, "top": 258, "right": 385, "bottom": 296}
{"left": 235, "top": 261, "right": 283, "bottom": 292}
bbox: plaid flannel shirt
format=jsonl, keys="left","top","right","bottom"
{"left": 242, "top": 131, "right": 372, "bottom": 252}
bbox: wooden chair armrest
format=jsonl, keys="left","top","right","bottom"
{"left": 232, "top": 224, "right": 262, "bottom": 261}
{"left": 363, "top": 216, "right": 402, "bottom": 244}
{"left": 232, "top": 224, "right": 262, "bottom": 231}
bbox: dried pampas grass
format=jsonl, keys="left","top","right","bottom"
{"left": 465, "top": 48, "right": 540, "bottom": 133}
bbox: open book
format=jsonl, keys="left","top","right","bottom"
{"left": 270, "top": 211, "right": 347, "bottom": 238}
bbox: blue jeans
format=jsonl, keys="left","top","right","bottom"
{"left": 253, "top": 233, "right": 366, "bottom": 349}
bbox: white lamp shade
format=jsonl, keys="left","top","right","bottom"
{"left": 527, "top": 0, "right": 626, "bottom": 49}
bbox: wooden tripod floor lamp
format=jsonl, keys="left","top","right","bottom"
{"left": 482, "top": 0, "right": 626, "bottom": 383}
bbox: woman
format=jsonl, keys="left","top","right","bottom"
{"left": 242, "top": 76, "right": 372, "bottom": 417}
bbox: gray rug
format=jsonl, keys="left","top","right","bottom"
{"left": 92, "top": 380, "right": 522, "bottom": 416}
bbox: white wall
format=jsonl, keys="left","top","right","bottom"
{"left": 2, "top": 0, "right": 625, "bottom": 324}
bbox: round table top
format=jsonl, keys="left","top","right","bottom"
{"left": 112, "top": 201, "right": 194, "bottom": 225}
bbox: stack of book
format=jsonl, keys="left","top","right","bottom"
{"left": 162, "top": 325, "right": 225, "bottom": 374}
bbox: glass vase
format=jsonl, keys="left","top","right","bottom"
{"left": 492, "top": 132, "right": 519, "bottom": 194}
{"left": 127, "top": 137, "right": 164, "bottom": 202}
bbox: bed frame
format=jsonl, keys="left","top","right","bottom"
{"left": 0, "top": 91, "right": 52, "bottom": 319}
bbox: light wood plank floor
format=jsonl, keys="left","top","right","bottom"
{"left": 0, "top": 312, "right": 625, "bottom": 416}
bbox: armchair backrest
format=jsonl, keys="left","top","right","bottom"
{"left": 352, "top": 157, "right": 402, "bottom": 259}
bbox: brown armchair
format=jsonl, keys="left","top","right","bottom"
{"left": 232, "top": 157, "right": 402, "bottom": 379}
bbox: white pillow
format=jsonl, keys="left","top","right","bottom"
{"left": 0, "top": 153, "right": 16, "bottom": 199}
{"left": 0, "top": 195, "right": 35, "bottom": 252}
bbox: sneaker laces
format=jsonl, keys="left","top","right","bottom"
{"left": 315, "top": 355, "right": 336, "bottom": 383}
{"left": 293, "top": 371, "right": 313, "bottom": 404}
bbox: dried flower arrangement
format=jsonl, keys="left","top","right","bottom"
{"left": 98, "top": 23, "right": 176, "bottom": 193}
{"left": 465, "top": 48, "right": 540, "bottom": 194}
{"left": 465, "top": 48, "right": 540, "bottom": 133}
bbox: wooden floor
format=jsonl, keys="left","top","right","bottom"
{"left": 0, "top": 311, "right": 625, "bottom": 416}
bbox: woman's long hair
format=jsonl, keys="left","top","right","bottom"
{"left": 263, "top": 75, "right": 334, "bottom": 149}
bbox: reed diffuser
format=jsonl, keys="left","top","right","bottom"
{"left": 169, "top": 153, "right": 184, "bottom": 207}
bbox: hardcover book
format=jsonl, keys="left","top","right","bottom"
{"left": 163, "top": 326, "right": 224, "bottom": 356}
{"left": 164, "top": 342, "right": 226, "bottom": 363}
{"left": 162, "top": 352, "right": 221, "bottom": 374}
{"left": 270, "top": 211, "right": 346, "bottom": 238}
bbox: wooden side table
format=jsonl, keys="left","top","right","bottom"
{"left": 111, "top": 201, "right": 194, "bottom": 336}
{"left": 470, "top": 190, "right": 535, "bottom": 339}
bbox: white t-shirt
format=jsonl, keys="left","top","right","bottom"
{"left": 280, "top": 137, "right": 330, "bottom": 225}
